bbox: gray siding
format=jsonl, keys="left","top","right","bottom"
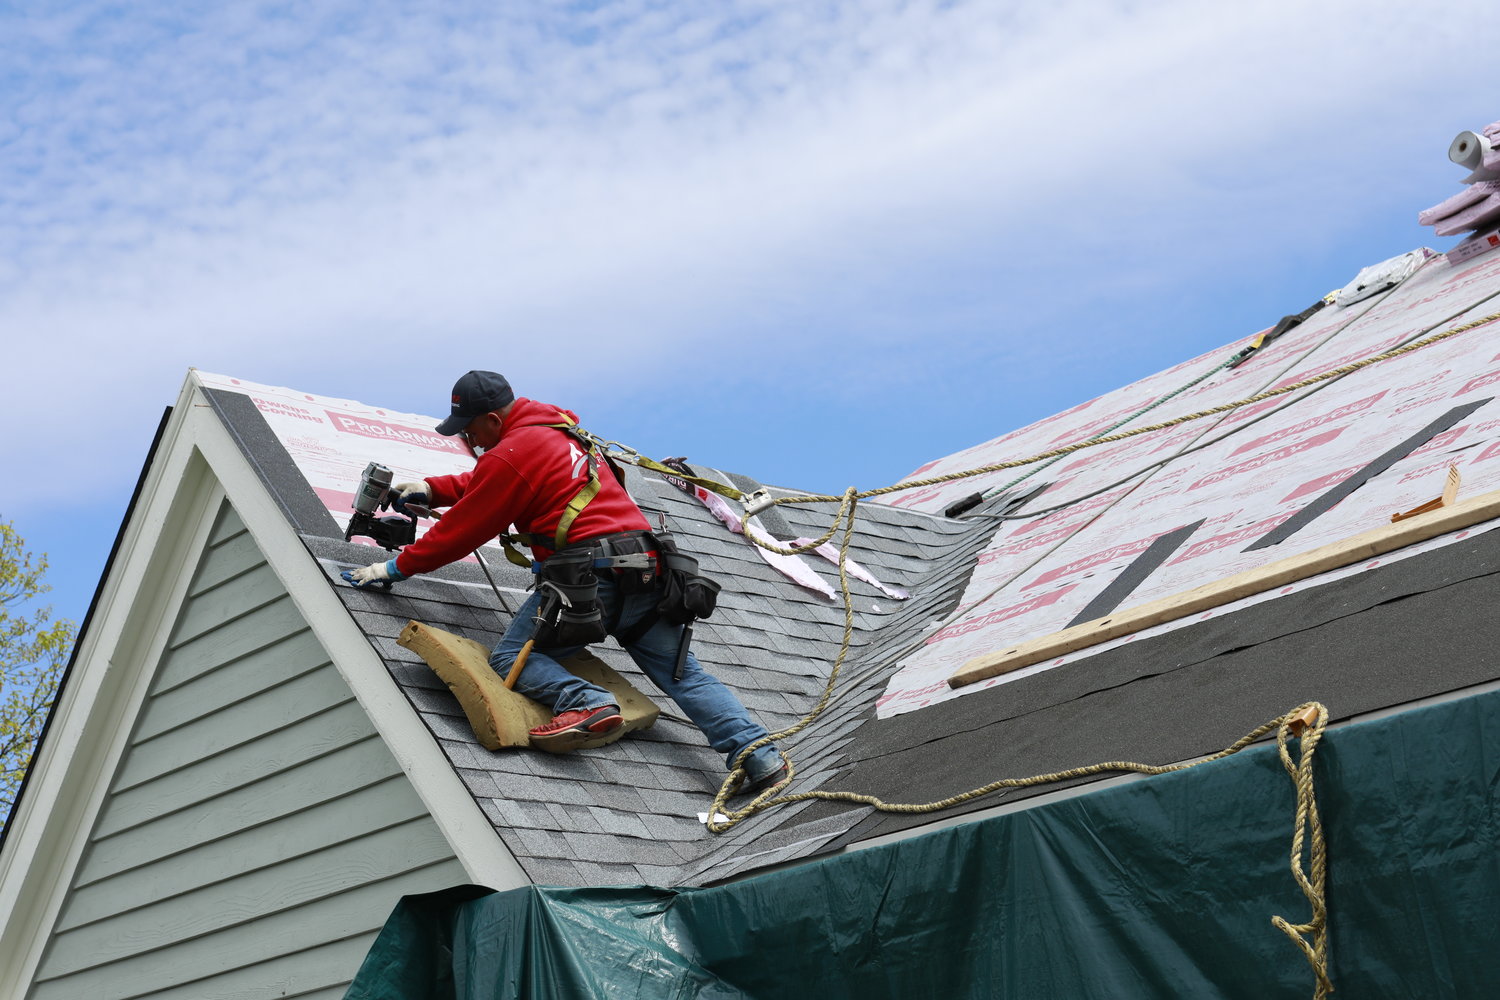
{"left": 29, "top": 503, "right": 465, "bottom": 1000}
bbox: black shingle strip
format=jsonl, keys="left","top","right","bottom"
{"left": 1246, "top": 397, "right": 1493, "bottom": 550}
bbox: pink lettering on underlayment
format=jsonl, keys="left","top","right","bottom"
{"left": 324, "top": 411, "right": 468, "bottom": 455}
{"left": 1230, "top": 392, "right": 1387, "bottom": 457}
{"left": 1475, "top": 440, "right": 1500, "bottom": 463}
{"left": 888, "top": 483, "right": 948, "bottom": 508}
{"left": 1024, "top": 529, "right": 1176, "bottom": 590}
{"left": 1456, "top": 369, "right": 1500, "bottom": 396}
{"left": 1188, "top": 428, "right": 1344, "bottom": 491}
{"left": 1392, "top": 393, "right": 1451, "bottom": 416}
{"left": 1405, "top": 257, "right": 1500, "bottom": 310}
{"left": 878, "top": 678, "right": 957, "bottom": 710}
{"left": 1059, "top": 431, "right": 1173, "bottom": 474}
{"left": 1018, "top": 486, "right": 1131, "bottom": 535}
{"left": 1030, "top": 396, "right": 1100, "bottom": 432}
{"left": 253, "top": 396, "right": 323, "bottom": 423}
{"left": 1218, "top": 398, "right": 1282, "bottom": 428}
{"left": 926, "top": 584, "right": 1079, "bottom": 644}
{"left": 1282, "top": 465, "right": 1366, "bottom": 504}
{"left": 1400, "top": 459, "right": 1459, "bottom": 484}
{"left": 1269, "top": 335, "right": 1407, "bottom": 391}
{"left": 1409, "top": 427, "right": 1468, "bottom": 458}
{"left": 1170, "top": 512, "right": 1294, "bottom": 564}
{"left": 1398, "top": 370, "right": 1452, "bottom": 396}
{"left": 980, "top": 524, "right": 1081, "bottom": 562}
{"left": 904, "top": 458, "right": 942, "bottom": 479}
{"left": 1050, "top": 404, "right": 1152, "bottom": 447}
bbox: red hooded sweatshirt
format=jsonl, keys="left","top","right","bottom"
{"left": 394, "top": 398, "right": 649, "bottom": 577}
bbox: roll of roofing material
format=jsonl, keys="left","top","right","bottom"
{"left": 1449, "top": 130, "right": 1490, "bottom": 168}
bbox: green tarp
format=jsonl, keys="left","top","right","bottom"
{"left": 347, "top": 689, "right": 1500, "bottom": 999}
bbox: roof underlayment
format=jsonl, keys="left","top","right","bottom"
{"left": 189, "top": 243, "right": 1500, "bottom": 887}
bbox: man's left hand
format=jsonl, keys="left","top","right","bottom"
{"left": 341, "top": 558, "right": 406, "bottom": 588}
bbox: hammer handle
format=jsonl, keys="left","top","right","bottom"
{"left": 504, "top": 639, "right": 535, "bottom": 690}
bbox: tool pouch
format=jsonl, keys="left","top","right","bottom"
{"left": 600, "top": 531, "right": 659, "bottom": 595}
{"left": 533, "top": 547, "right": 607, "bottom": 648}
{"left": 655, "top": 535, "right": 720, "bottom": 626}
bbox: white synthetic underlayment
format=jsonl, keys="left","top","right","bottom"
{"left": 876, "top": 250, "right": 1500, "bottom": 717}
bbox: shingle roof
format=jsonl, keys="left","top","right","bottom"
{"left": 199, "top": 244, "right": 1500, "bottom": 887}
{"left": 274, "top": 452, "right": 992, "bottom": 887}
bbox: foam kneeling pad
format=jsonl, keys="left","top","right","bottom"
{"left": 396, "top": 621, "right": 659, "bottom": 751}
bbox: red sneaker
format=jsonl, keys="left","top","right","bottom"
{"left": 529, "top": 705, "right": 625, "bottom": 754}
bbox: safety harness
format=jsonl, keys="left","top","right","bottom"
{"left": 494, "top": 413, "right": 617, "bottom": 569}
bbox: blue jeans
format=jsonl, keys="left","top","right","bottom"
{"left": 491, "top": 571, "right": 783, "bottom": 780}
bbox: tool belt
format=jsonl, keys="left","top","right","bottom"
{"left": 651, "top": 533, "right": 719, "bottom": 626}
{"left": 612, "top": 531, "right": 720, "bottom": 646}
{"left": 530, "top": 530, "right": 661, "bottom": 647}
{"left": 532, "top": 546, "right": 608, "bottom": 648}
{"left": 531, "top": 529, "right": 720, "bottom": 649}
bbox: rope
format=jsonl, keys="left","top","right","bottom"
{"left": 1273, "top": 702, "right": 1334, "bottom": 998}
{"left": 741, "top": 306, "right": 1500, "bottom": 510}
{"left": 978, "top": 356, "right": 1236, "bottom": 502}
{"left": 684, "top": 303, "right": 1479, "bottom": 991}
{"left": 713, "top": 695, "right": 1334, "bottom": 996}
{"left": 690, "top": 298, "right": 1500, "bottom": 994}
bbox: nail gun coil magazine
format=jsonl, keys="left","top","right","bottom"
{"left": 345, "top": 461, "right": 418, "bottom": 550}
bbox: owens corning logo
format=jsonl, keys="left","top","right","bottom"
{"left": 325, "top": 411, "right": 466, "bottom": 454}
{"left": 252, "top": 396, "right": 321, "bottom": 424}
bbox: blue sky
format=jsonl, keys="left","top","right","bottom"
{"left": 3, "top": 0, "right": 1497, "bottom": 632}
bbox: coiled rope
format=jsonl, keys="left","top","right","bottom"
{"left": 705, "top": 305, "right": 1500, "bottom": 833}
{"left": 686, "top": 300, "right": 1500, "bottom": 992}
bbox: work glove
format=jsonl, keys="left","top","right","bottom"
{"left": 390, "top": 481, "right": 431, "bottom": 513}
{"left": 341, "top": 558, "right": 407, "bottom": 588}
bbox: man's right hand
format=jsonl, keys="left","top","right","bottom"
{"left": 390, "top": 481, "right": 431, "bottom": 513}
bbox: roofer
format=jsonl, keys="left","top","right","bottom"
{"left": 344, "top": 370, "right": 788, "bottom": 793}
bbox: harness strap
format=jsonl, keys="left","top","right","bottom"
{"left": 549, "top": 413, "right": 603, "bottom": 552}
{"left": 637, "top": 455, "right": 746, "bottom": 502}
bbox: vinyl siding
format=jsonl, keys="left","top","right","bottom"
{"left": 28, "top": 503, "right": 464, "bottom": 1000}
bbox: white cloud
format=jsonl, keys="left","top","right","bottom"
{"left": 2, "top": 0, "right": 1497, "bottom": 495}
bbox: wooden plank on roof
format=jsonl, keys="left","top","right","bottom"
{"left": 950, "top": 486, "right": 1500, "bottom": 688}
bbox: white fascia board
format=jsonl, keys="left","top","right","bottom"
{"left": 0, "top": 378, "right": 225, "bottom": 996}
{"left": 184, "top": 377, "right": 529, "bottom": 891}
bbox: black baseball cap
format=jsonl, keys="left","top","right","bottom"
{"left": 435, "top": 370, "right": 515, "bottom": 436}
